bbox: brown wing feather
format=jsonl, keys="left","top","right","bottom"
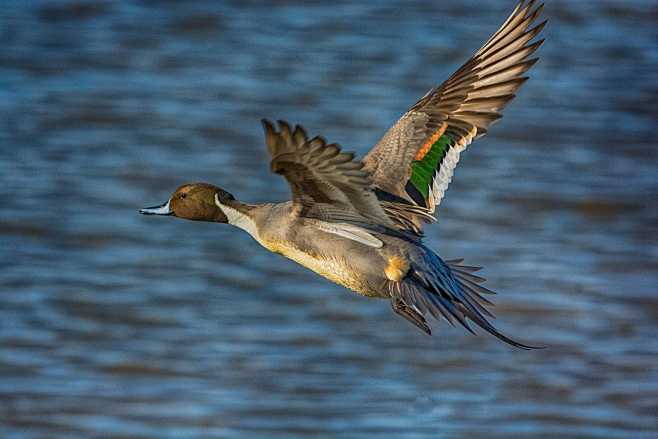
{"left": 262, "top": 119, "right": 395, "bottom": 227}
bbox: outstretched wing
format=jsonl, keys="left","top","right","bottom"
{"left": 262, "top": 119, "right": 395, "bottom": 228}
{"left": 363, "top": 0, "right": 545, "bottom": 225}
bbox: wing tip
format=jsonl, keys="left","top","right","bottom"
{"left": 261, "top": 118, "right": 274, "bottom": 131}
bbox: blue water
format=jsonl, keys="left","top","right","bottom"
{"left": 1, "top": 1, "right": 657, "bottom": 438}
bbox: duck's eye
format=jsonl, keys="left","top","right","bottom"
{"left": 180, "top": 193, "right": 187, "bottom": 199}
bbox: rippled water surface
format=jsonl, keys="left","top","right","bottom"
{"left": 1, "top": 1, "right": 657, "bottom": 438}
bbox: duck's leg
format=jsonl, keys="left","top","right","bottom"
{"left": 391, "top": 298, "right": 431, "bottom": 335}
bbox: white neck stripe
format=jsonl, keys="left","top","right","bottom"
{"left": 214, "top": 194, "right": 259, "bottom": 240}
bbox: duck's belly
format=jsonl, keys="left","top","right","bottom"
{"left": 262, "top": 239, "right": 385, "bottom": 297}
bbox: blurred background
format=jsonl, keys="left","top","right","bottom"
{"left": 1, "top": 0, "right": 656, "bottom": 438}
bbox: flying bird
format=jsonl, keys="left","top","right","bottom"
{"left": 141, "top": 1, "right": 546, "bottom": 348}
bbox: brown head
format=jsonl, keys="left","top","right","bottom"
{"left": 139, "top": 182, "right": 235, "bottom": 223}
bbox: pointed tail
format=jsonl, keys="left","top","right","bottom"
{"left": 392, "top": 252, "right": 543, "bottom": 350}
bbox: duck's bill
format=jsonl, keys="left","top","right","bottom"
{"left": 139, "top": 200, "right": 172, "bottom": 216}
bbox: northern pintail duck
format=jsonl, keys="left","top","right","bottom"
{"left": 141, "top": 1, "right": 545, "bottom": 348}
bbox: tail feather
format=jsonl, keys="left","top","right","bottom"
{"left": 451, "top": 269, "right": 488, "bottom": 284}
{"left": 392, "top": 251, "right": 542, "bottom": 350}
{"left": 458, "top": 278, "right": 496, "bottom": 308}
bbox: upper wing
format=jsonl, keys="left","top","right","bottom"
{"left": 262, "top": 119, "right": 396, "bottom": 228}
{"left": 363, "top": 0, "right": 545, "bottom": 223}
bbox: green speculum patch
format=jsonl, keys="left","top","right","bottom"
{"left": 409, "top": 134, "right": 453, "bottom": 199}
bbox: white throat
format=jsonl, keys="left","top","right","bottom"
{"left": 214, "top": 194, "right": 259, "bottom": 240}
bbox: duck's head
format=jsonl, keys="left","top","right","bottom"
{"left": 139, "top": 182, "right": 235, "bottom": 223}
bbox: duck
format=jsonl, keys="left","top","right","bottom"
{"left": 140, "top": 1, "right": 546, "bottom": 349}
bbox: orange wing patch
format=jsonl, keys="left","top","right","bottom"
{"left": 414, "top": 123, "right": 447, "bottom": 161}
